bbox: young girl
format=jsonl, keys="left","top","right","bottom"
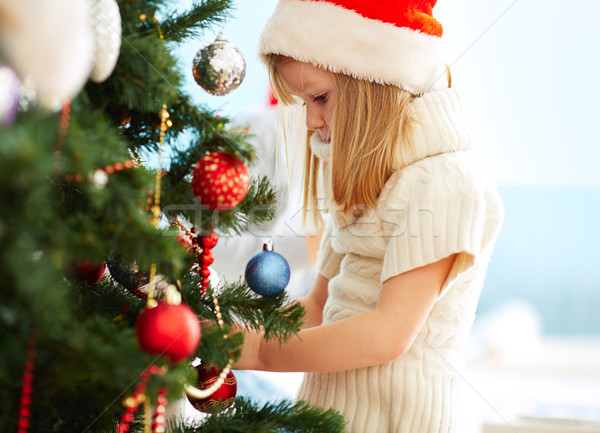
{"left": 233, "top": 1, "right": 504, "bottom": 431}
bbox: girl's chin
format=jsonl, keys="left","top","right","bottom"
{"left": 314, "top": 133, "right": 330, "bottom": 144}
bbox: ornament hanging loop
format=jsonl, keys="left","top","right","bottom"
{"left": 164, "top": 284, "right": 181, "bottom": 305}
{"left": 263, "top": 240, "right": 273, "bottom": 252}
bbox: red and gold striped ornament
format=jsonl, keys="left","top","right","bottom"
{"left": 191, "top": 151, "right": 249, "bottom": 210}
{"left": 188, "top": 364, "right": 237, "bottom": 413}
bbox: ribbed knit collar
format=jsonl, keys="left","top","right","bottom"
{"left": 310, "top": 87, "right": 471, "bottom": 166}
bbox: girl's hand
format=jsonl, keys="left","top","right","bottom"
{"left": 231, "top": 325, "right": 262, "bottom": 371}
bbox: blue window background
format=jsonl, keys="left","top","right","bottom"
{"left": 174, "top": 0, "right": 600, "bottom": 338}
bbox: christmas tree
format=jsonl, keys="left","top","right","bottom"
{"left": 0, "top": 0, "right": 344, "bottom": 431}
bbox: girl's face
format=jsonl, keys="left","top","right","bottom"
{"left": 278, "top": 59, "right": 337, "bottom": 143}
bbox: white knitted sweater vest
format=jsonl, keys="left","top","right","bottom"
{"left": 296, "top": 88, "right": 504, "bottom": 432}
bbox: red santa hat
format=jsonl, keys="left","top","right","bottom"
{"left": 258, "top": 0, "right": 447, "bottom": 95}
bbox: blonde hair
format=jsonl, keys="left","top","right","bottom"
{"left": 265, "top": 54, "right": 425, "bottom": 227}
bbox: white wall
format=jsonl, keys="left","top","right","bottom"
{"left": 437, "top": 0, "right": 600, "bottom": 188}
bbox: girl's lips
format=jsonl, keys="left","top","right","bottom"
{"left": 312, "top": 131, "right": 330, "bottom": 144}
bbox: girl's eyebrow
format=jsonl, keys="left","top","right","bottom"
{"left": 301, "top": 81, "right": 332, "bottom": 95}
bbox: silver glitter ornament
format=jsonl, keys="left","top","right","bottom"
{"left": 192, "top": 33, "right": 246, "bottom": 96}
{"left": 89, "top": 0, "right": 122, "bottom": 83}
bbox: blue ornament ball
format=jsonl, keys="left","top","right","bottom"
{"left": 245, "top": 243, "right": 290, "bottom": 297}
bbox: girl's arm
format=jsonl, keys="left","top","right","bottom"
{"left": 234, "top": 254, "right": 456, "bottom": 373}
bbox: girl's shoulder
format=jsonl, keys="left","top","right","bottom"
{"left": 378, "top": 149, "right": 501, "bottom": 209}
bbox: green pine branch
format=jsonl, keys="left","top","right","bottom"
{"left": 161, "top": 0, "right": 234, "bottom": 43}
{"left": 170, "top": 398, "right": 346, "bottom": 433}
{"left": 161, "top": 175, "right": 276, "bottom": 235}
{"left": 196, "top": 282, "right": 305, "bottom": 343}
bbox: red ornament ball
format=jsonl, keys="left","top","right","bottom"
{"left": 64, "top": 260, "right": 107, "bottom": 286}
{"left": 135, "top": 302, "right": 201, "bottom": 363}
{"left": 200, "top": 231, "right": 219, "bottom": 249}
{"left": 188, "top": 365, "right": 237, "bottom": 413}
{"left": 191, "top": 151, "right": 249, "bottom": 210}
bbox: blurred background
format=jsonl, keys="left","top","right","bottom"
{"left": 174, "top": 1, "right": 600, "bottom": 432}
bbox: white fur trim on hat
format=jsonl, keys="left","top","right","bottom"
{"left": 258, "top": 0, "right": 447, "bottom": 94}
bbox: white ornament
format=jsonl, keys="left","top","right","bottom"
{"left": 89, "top": 0, "right": 122, "bottom": 83}
{"left": 0, "top": 0, "right": 94, "bottom": 107}
{"left": 90, "top": 169, "right": 109, "bottom": 188}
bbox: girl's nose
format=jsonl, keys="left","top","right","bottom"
{"left": 305, "top": 106, "right": 324, "bottom": 131}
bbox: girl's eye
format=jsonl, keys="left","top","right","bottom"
{"left": 313, "top": 94, "right": 327, "bottom": 103}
